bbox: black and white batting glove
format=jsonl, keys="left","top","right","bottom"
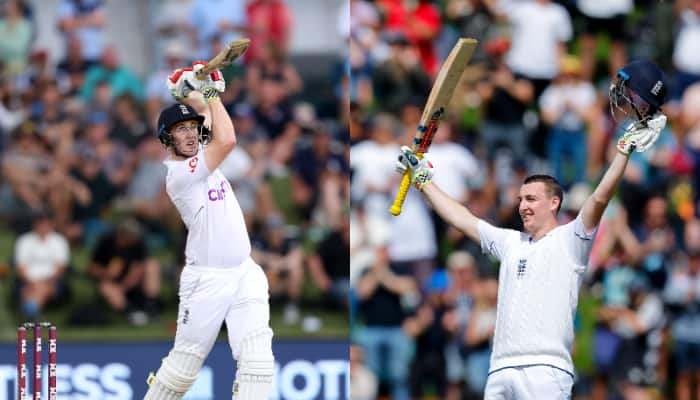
{"left": 397, "top": 145, "right": 434, "bottom": 191}
{"left": 616, "top": 114, "right": 667, "bottom": 156}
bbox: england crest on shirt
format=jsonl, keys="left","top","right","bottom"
{"left": 517, "top": 258, "right": 527, "bottom": 278}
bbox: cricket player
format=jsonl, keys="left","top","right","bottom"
{"left": 144, "top": 61, "right": 274, "bottom": 399}
{"left": 396, "top": 60, "right": 668, "bottom": 399}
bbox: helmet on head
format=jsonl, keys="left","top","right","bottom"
{"left": 609, "top": 60, "right": 667, "bottom": 125}
{"left": 156, "top": 103, "right": 210, "bottom": 147}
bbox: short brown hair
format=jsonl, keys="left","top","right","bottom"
{"left": 523, "top": 175, "right": 564, "bottom": 213}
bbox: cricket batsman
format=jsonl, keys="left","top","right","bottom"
{"left": 396, "top": 60, "right": 668, "bottom": 399}
{"left": 143, "top": 61, "right": 274, "bottom": 399}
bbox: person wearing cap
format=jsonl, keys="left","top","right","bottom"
{"left": 395, "top": 60, "right": 669, "bottom": 399}
{"left": 144, "top": 62, "right": 274, "bottom": 399}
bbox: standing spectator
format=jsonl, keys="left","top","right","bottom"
{"left": 14, "top": 212, "right": 69, "bottom": 320}
{"left": 539, "top": 55, "right": 600, "bottom": 189}
{"left": 476, "top": 37, "right": 534, "bottom": 162}
{"left": 246, "top": 0, "right": 293, "bottom": 63}
{"left": 576, "top": 0, "right": 632, "bottom": 81}
{"left": 355, "top": 241, "right": 417, "bottom": 400}
{"left": 405, "top": 269, "right": 451, "bottom": 400}
{"left": 189, "top": 0, "right": 247, "bottom": 60}
{"left": 463, "top": 277, "right": 497, "bottom": 396}
{"left": 79, "top": 46, "right": 144, "bottom": 101}
{"left": 631, "top": 195, "right": 678, "bottom": 290}
{"left": 672, "top": 0, "right": 700, "bottom": 101}
{"left": 663, "top": 219, "right": 700, "bottom": 400}
{"left": 0, "top": 0, "right": 34, "bottom": 78}
{"left": 403, "top": 0, "right": 442, "bottom": 77}
{"left": 57, "top": 0, "right": 106, "bottom": 66}
{"left": 499, "top": 0, "right": 573, "bottom": 98}
{"left": 88, "top": 218, "right": 161, "bottom": 324}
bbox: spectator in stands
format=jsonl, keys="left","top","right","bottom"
{"left": 88, "top": 218, "right": 161, "bottom": 324}
{"left": 0, "top": 0, "right": 34, "bottom": 78}
{"left": 350, "top": 344, "right": 379, "bottom": 400}
{"left": 56, "top": 35, "right": 91, "bottom": 96}
{"left": 57, "top": 0, "right": 106, "bottom": 66}
{"left": 405, "top": 269, "right": 450, "bottom": 399}
{"left": 252, "top": 215, "right": 305, "bottom": 325}
{"left": 144, "top": 42, "right": 188, "bottom": 126}
{"left": 307, "top": 216, "right": 350, "bottom": 309}
{"left": 663, "top": 219, "right": 700, "bottom": 400}
{"left": 79, "top": 46, "right": 144, "bottom": 101}
{"left": 539, "top": 55, "right": 601, "bottom": 189}
{"left": 672, "top": 0, "right": 700, "bottom": 102}
{"left": 190, "top": 0, "right": 247, "bottom": 60}
{"left": 631, "top": 195, "right": 677, "bottom": 290}
{"left": 372, "top": 31, "right": 432, "bottom": 113}
{"left": 475, "top": 37, "right": 533, "bottom": 162}
{"left": 442, "top": 250, "right": 478, "bottom": 400}
{"left": 246, "top": 41, "right": 303, "bottom": 102}
{"left": 463, "top": 276, "right": 497, "bottom": 396}
{"left": 355, "top": 238, "right": 417, "bottom": 400}
{"left": 110, "top": 94, "right": 150, "bottom": 148}
{"left": 15, "top": 212, "right": 69, "bottom": 320}
{"left": 246, "top": 0, "right": 293, "bottom": 62}
{"left": 576, "top": 0, "right": 631, "bottom": 81}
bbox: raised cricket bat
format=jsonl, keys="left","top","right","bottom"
{"left": 389, "top": 38, "right": 478, "bottom": 216}
{"left": 195, "top": 38, "right": 251, "bottom": 79}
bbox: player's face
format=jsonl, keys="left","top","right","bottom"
{"left": 518, "top": 182, "right": 558, "bottom": 234}
{"left": 170, "top": 120, "right": 200, "bottom": 158}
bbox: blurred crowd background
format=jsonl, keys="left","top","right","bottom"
{"left": 0, "top": 0, "right": 350, "bottom": 342}
{"left": 349, "top": 0, "right": 700, "bottom": 399}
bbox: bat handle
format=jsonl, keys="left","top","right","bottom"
{"left": 390, "top": 152, "right": 425, "bottom": 216}
{"left": 390, "top": 171, "right": 412, "bottom": 216}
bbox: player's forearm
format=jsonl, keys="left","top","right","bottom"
{"left": 582, "top": 152, "right": 629, "bottom": 229}
{"left": 422, "top": 183, "right": 480, "bottom": 243}
{"left": 208, "top": 97, "right": 236, "bottom": 148}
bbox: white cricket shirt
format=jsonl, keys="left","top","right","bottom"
{"left": 164, "top": 147, "right": 251, "bottom": 268}
{"left": 478, "top": 213, "right": 597, "bottom": 375}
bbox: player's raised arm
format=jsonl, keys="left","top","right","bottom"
{"left": 582, "top": 61, "right": 668, "bottom": 231}
{"left": 168, "top": 62, "right": 235, "bottom": 171}
{"left": 396, "top": 146, "right": 481, "bottom": 243}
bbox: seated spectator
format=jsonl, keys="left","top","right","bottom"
{"left": 110, "top": 94, "right": 150, "bottom": 148}
{"left": 88, "top": 218, "right": 161, "bottom": 325}
{"left": 252, "top": 215, "right": 304, "bottom": 325}
{"left": 306, "top": 216, "right": 350, "bottom": 309}
{"left": 79, "top": 46, "right": 144, "bottom": 101}
{"left": 56, "top": 35, "right": 91, "bottom": 96}
{"left": 14, "top": 212, "right": 69, "bottom": 320}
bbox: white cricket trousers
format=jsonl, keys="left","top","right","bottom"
{"left": 173, "top": 257, "right": 271, "bottom": 359}
{"left": 484, "top": 365, "right": 574, "bottom": 400}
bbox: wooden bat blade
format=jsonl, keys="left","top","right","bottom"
{"left": 390, "top": 38, "right": 478, "bottom": 217}
{"left": 196, "top": 38, "right": 251, "bottom": 78}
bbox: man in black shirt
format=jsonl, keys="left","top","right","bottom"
{"left": 88, "top": 218, "right": 161, "bottom": 323}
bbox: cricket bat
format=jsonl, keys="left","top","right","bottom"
{"left": 389, "top": 38, "right": 478, "bottom": 216}
{"left": 195, "top": 38, "right": 251, "bottom": 79}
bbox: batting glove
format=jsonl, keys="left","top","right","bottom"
{"left": 166, "top": 66, "right": 197, "bottom": 101}
{"left": 397, "top": 145, "right": 434, "bottom": 191}
{"left": 191, "top": 61, "right": 226, "bottom": 101}
{"left": 616, "top": 114, "right": 667, "bottom": 156}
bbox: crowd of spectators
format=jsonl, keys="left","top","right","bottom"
{"left": 349, "top": 0, "right": 700, "bottom": 399}
{"left": 0, "top": 0, "right": 349, "bottom": 331}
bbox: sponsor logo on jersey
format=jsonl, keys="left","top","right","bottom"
{"left": 208, "top": 180, "right": 228, "bottom": 201}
